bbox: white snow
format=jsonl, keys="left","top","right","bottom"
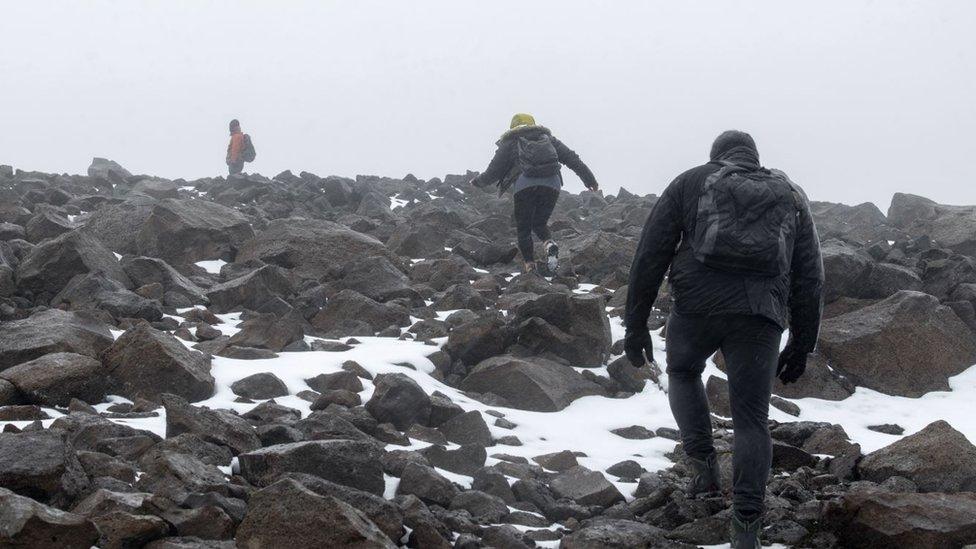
{"left": 389, "top": 195, "right": 409, "bottom": 210}
{"left": 195, "top": 259, "right": 227, "bottom": 274}
{"left": 112, "top": 252, "right": 122, "bottom": 260}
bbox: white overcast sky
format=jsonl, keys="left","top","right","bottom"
{"left": 2, "top": 1, "right": 974, "bottom": 211}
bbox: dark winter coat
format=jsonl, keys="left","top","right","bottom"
{"left": 625, "top": 147, "right": 824, "bottom": 355}
{"left": 472, "top": 126, "right": 597, "bottom": 194}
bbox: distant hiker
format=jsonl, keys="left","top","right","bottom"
{"left": 226, "top": 119, "right": 256, "bottom": 175}
{"left": 624, "top": 131, "right": 824, "bottom": 548}
{"left": 470, "top": 113, "right": 599, "bottom": 274}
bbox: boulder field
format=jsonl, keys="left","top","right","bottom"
{"left": 1, "top": 160, "right": 975, "bottom": 547}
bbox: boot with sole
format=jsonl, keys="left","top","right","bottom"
{"left": 729, "top": 512, "right": 762, "bottom": 548}
{"left": 544, "top": 240, "right": 559, "bottom": 274}
{"left": 687, "top": 452, "right": 721, "bottom": 496}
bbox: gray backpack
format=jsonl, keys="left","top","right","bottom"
{"left": 516, "top": 133, "right": 560, "bottom": 178}
{"left": 692, "top": 162, "right": 802, "bottom": 276}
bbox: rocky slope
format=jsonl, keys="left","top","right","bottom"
{"left": 1, "top": 159, "right": 976, "bottom": 548}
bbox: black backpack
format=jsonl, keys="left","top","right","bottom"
{"left": 691, "top": 162, "right": 802, "bottom": 276}
{"left": 516, "top": 133, "right": 559, "bottom": 178}
{"left": 241, "top": 134, "right": 256, "bottom": 163}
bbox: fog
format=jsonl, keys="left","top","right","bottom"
{"left": 2, "top": 1, "right": 974, "bottom": 211}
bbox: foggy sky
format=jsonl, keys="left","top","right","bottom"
{"left": 2, "top": 1, "right": 974, "bottom": 212}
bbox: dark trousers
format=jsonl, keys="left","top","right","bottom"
{"left": 228, "top": 161, "right": 244, "bottom": 175}
{"left": 665, "top": 311, "right": 783, "bottom": 517}
{"left": 513, "top": 186, "right": 559, "bottom": 262}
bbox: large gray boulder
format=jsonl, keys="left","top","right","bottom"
{"left": 52, "top": 273, "right": 163, "bottom": 321}
{"left": 162, "top": 394, "right": 261, "bottom": 455}
{"left": 16, "top": 230, "right": 131, "bottom": 299}
{"left": 226, "top": 312, "right": 303, "bottom": 351}
{"left": 888, "top": 193, "right": 976, "bottom": 256}
{"left": 121, "top": 256, "right": 209, "bottom": 305}
{"left": 25, "top": 208, "right": 75, "bottom": 243}
{"left": 88, "top": 157, "right": 131, "bottom": 182}
{"left": 330, "top": 255, "right": 417, "bottom": 303}
{"left": 821, "top": 240, "right": 871, "bottom": 303}
{"left": 136, "top": 198, "right": 254, "bottom": 265}
{"left": 238, "top": 440, "right": 385, "bottom": 495}
{"left": 0, "top": 487, "right": 99, "bottom": 548}
{"left": 78, "top": 195, "right": 158, "bottom": 255}
{"left": 310, "top": 289, "right": 410, "bottom": 334}
{"left": 824, "top": 491, "right": 976, "bottom": 549}
{"left": 103, "top": 323, "right": 214, "bottom": 403}
{"left": 0, "top": 352, "right": 106, "bottom": 406}
{"left": 0, "top": 309, "right": 113, "bottom": 371}
{"left": 459, "top": 355, "right": 603, "bottom": 412}
{"left": 818, "top": 290, "right": 976, "bottom": 397}
{"left": 205, "top": 264, "right": 295, "bottom": 314}
{"left": 513, "top": 292, "right": 612, "bottom": 366}
{"left": 237, "top": 218, "right": 397, "bottom": 281}
{"left": 364, "top": 373, "right": 431, "bottom": 430}
{"left": 285, "top": 473, "right": 404, "bottom": 542}
{"left": 810, "top": 200, "right": 894, "bottom": 246}
{"left": 858, "top": 420, "right": 976, "bottom": 492}
{"left": 549, "top": 466, "right": 624, "bottom": 507}
{"left": 0, "top": 430, "right": 90, "bottom": 509}
{"left": 235, "top": 478, "right": 395, "bottom": 549}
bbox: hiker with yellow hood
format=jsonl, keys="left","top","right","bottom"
{"left": 471, "top": 113, "right": 599, "bottom": 274}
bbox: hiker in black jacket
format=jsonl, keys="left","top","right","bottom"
{"left": 470, "top": 113, "right": 599, "bottom": 274}
{"left": 624, "top": 131, "right": 824, "bottom": 548}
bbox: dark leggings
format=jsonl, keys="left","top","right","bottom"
{"left": 665, "top": 311, "right": 782, "bottom": 518}
{"left": 513, "top": 186, "right": 559, "bottom": 262}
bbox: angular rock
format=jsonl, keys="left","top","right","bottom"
{"left": 858, "top": 420, "right": 976, "bottom": 492}
{"left": 824, "top": 491, "right": 976, "bottom": 549}
{"left": 235, "top": 478, "right": 395, "bottom": 549}
{"left": 230, "top": 373, "right": 289, "bottom": 400}
{"left": 395, "top": 462, "right": 458, "bottom": 507}
{"left": 136, "top": 199, "right": 254, "bottom": 266}
{"left": 549, "top": 466, "right": 624, "bottom": 507}
{"left": 135, "top": 451, "right": 227, "bottom": 502}
{"left": 365, "top": 373, "right": 431, "bottom": 430}
{"left": 889, "top": 193, "right": 976, "bottom": 256}
{"left": 513, "top": 292, "right": 612, "bottom": 366}
{"left": 121, "top": 256, "right": 209, "bottom": 305}
{"left": 16, "top": 230, "right": 131, "bottom": 298}
{"left": 459, "top": 355, "right": 602, "bottom": 412}
{"left": 818, "top": 290, "right": 976, "bottom": 397}
{"left": 311, "top": 289, "right": 410, "bottom": 334}
{"left": 104, "top": 324, "right": 214, "bottom": 403}
{"left": 0, "top": 352, "right": 106, "bottom": 406}
{"left": 205, "top": 265, "right": 295, "bottom": 314}
{"left": 284, "top": 473, "right": 404, "bottom": 542}
{"left": 226, "top": 313, "right": 303, "bottom": 352}
{"left": 0, "top": 486, "right": 99, "bottom": 548}
{"left": 0, "top": 308, "right": 113, "bottom": 370}
{"left": 0, "top": 430, "right": 89, "bottom": 508}
{"left": 438, "top": 410, "right": 492, "bottom": 447}
{"left": 162, "top": 394, "right": 261, "bottom": 455}
{"left": 238, "top": 440, "right": 385, "bottom": 495}
{"left": 237, "top": 218, "right": 398, "bottom": 280}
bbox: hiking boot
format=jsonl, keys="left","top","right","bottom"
{"left": 687, "top": 452, "right": 721, "bottom": 496}
{"left": 523, "top": 261, "right": 537, "bottom": 274}
{"left": 729, "top": 512, "right": 762, "bottom": 548}
{"left": 544, "top": 240, "right": 559, "bottom": 273}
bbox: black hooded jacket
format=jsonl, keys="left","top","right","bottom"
{"left": 473, "top": 125, "right": 597, "bottom": 193}
{"left": 625, "top": 145, "right": 824, "bottom": 355}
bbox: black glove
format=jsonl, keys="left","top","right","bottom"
{"left": 777, "top": 345, "right": 807, "bottom": 384}
{"left": 624, "top": 329, "right": 654, "bottom": 368}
